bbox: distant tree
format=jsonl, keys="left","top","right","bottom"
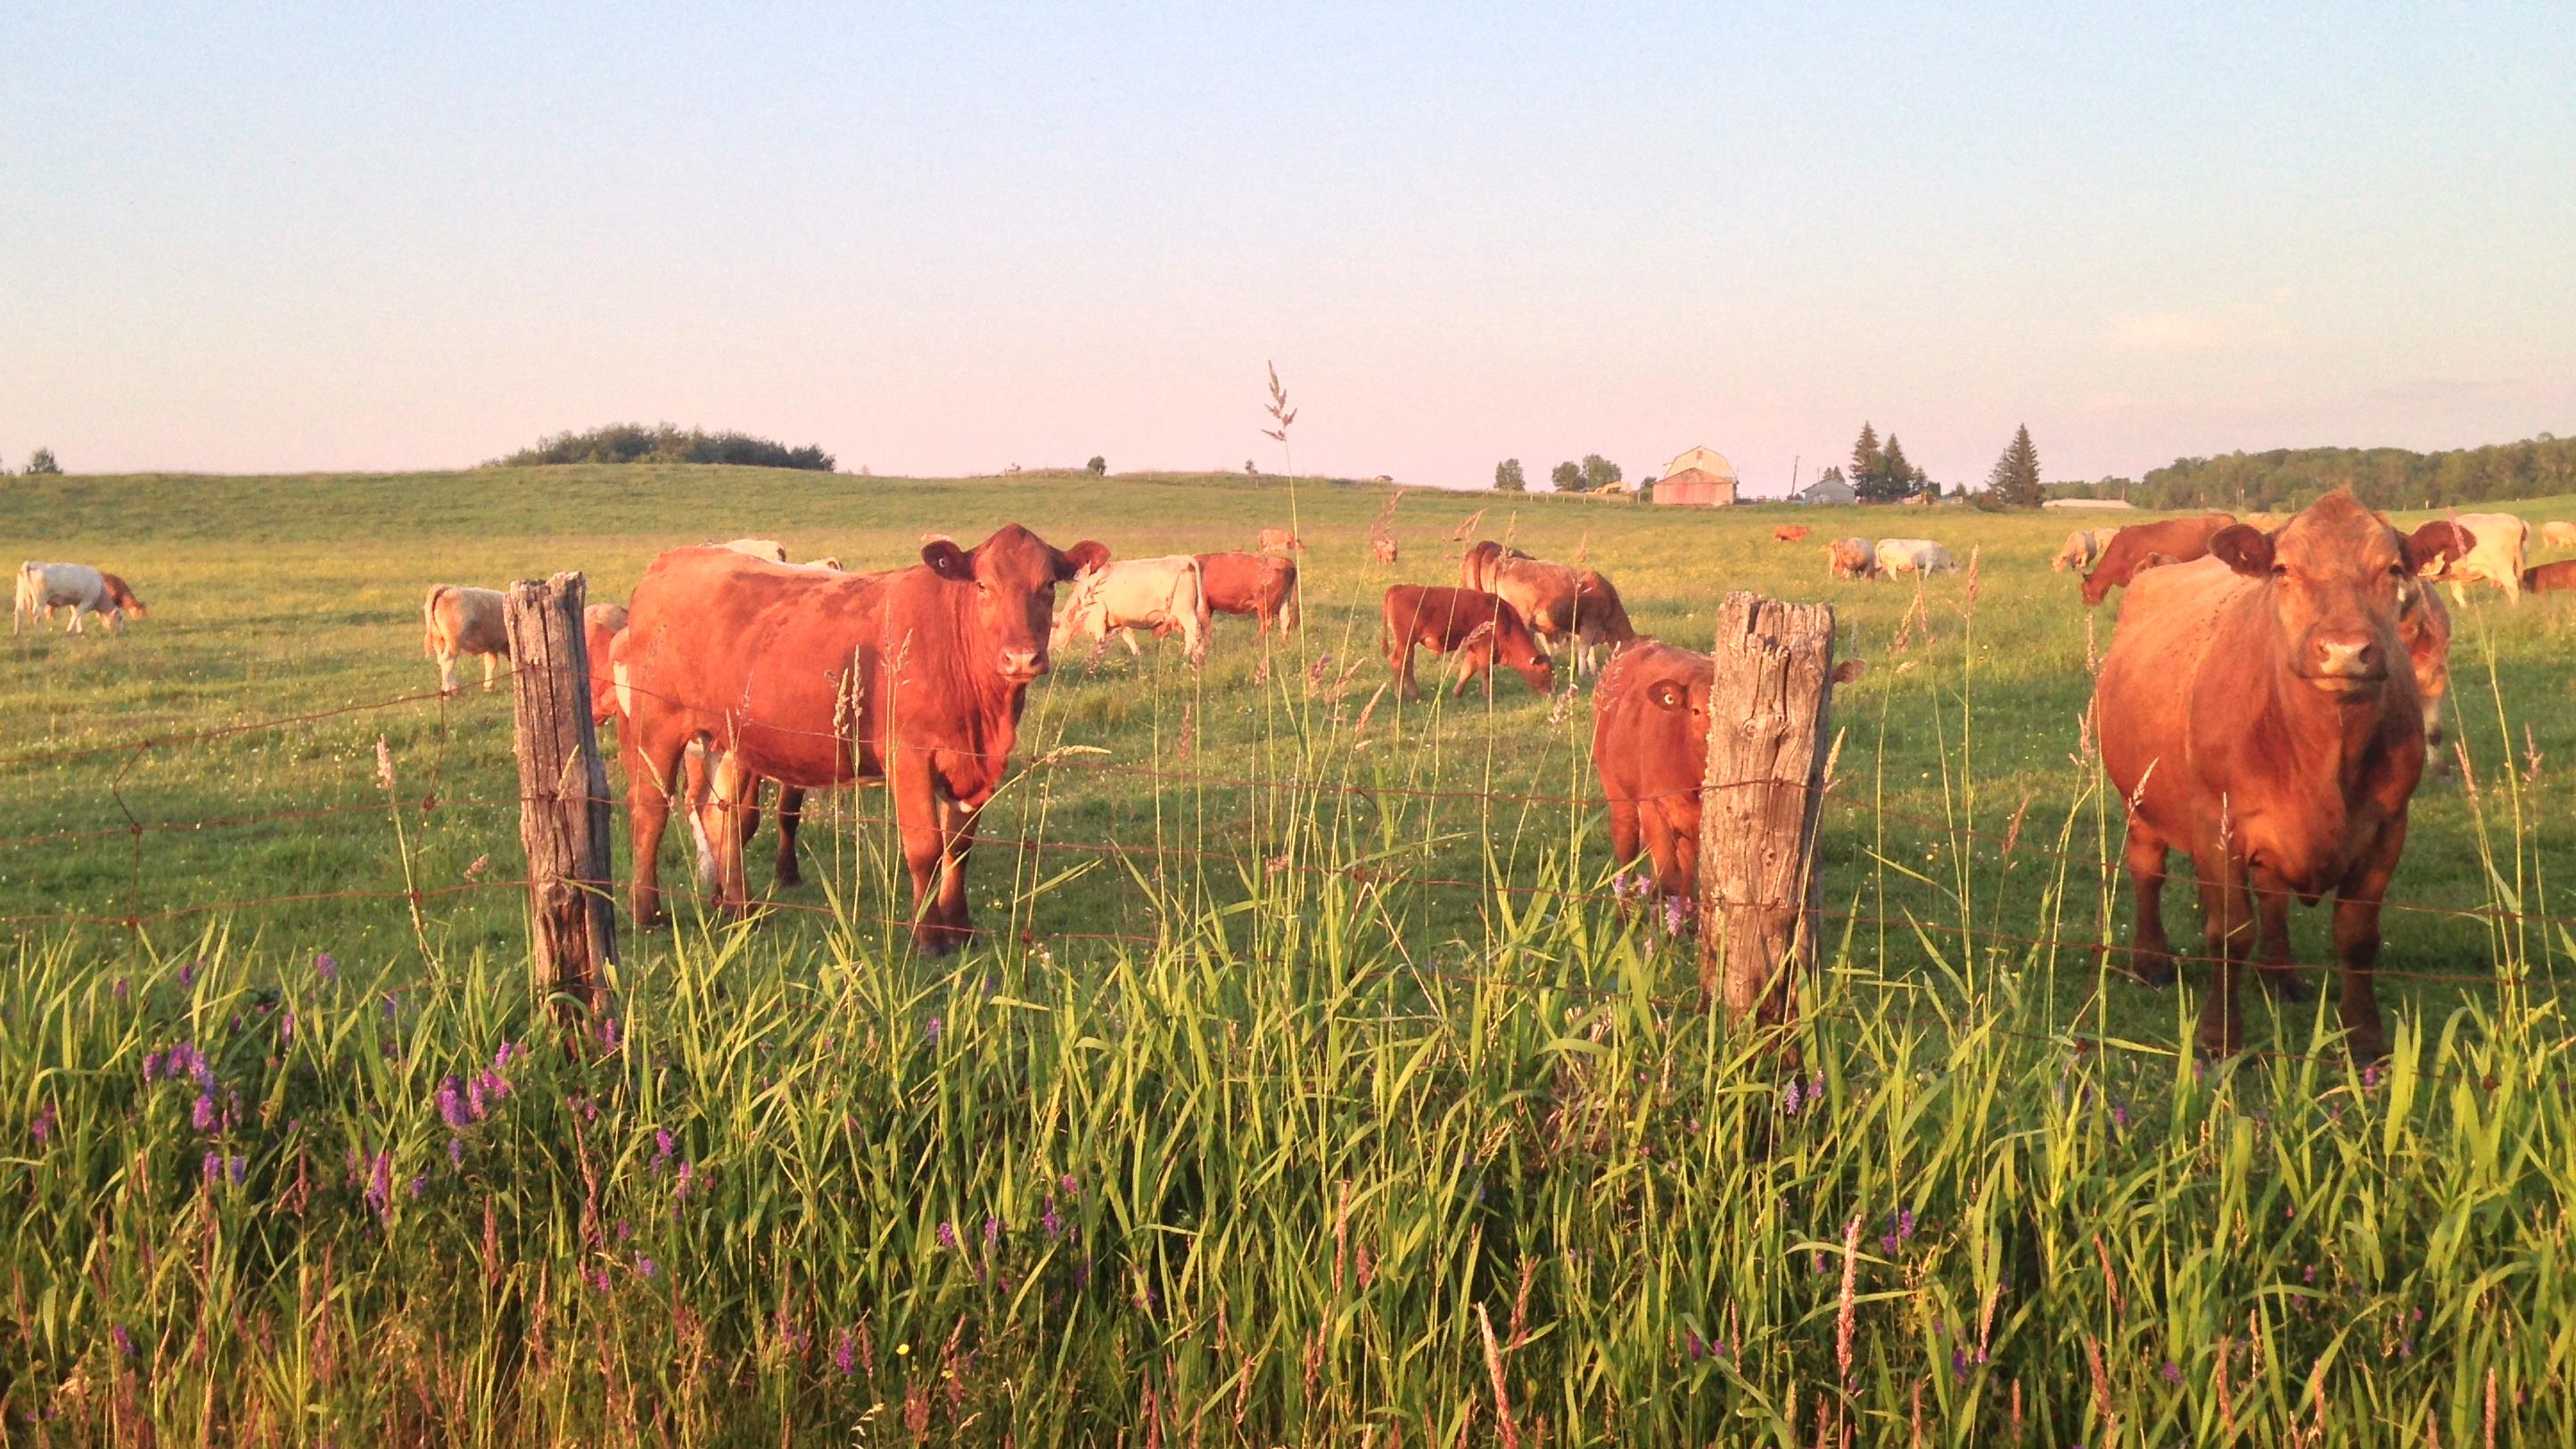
{"left": 1086, "top": 456, "right": 1107, "bottom": 476}
{"left": 1549, "top": 460, "right": 1583, "bottom": 492}
{"left": 1984, "top": 424, "right": 2045, "bottom": 508}
{"left": 24, "top": 447, "right": 62, "bottom": 475}
{"left": 1859, "top": 432, "right": 1921, "bottom": 504}
{"left": 1579, "top": 454, "right": 1624, "bottom": 491}
{"left": 1245, "top": 458, "right": 1259, "bottom": 475}
{"left": 1494, "top": 457, "right": 1527, "bottom": 492}
{"left": 1848, "top": 423, "right": 1883, "bottom": 494}
{"left": 490, "top": 424, "right": 830, "bottom": 471}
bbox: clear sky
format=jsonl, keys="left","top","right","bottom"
{"left": 5, "top": 3, "right": 2571, "bottom": 492}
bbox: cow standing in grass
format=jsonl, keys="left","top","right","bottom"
{"left": 424, "top": 585, "right": 508, "bottom": 693}
{"left": 613, "top": 524, "right": 1107, "bottom": 951}
{"left": 1196, "top": 552, "right": 1300, "bottom": 635}
{"left": 1381, "top": 586, "right": 1553, "bottom": 700}
{"left": 2080, "top": 515, "right": 2235, "bottom": 606}
{"left": 1592, "top": 642, "right": 1712, "bottom": 901}
{"left": 15, "top": 564, "right": 147, "bottom": 634}
{"left": 2095, "top": 490, "right": 2470, "bottom": 1059}
{"left": 2422, "top": 513, "right": 2527, "bottom": 605}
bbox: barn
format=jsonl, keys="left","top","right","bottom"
{"left": 1653, "top": 446, "right": 1739, "bottom": 507}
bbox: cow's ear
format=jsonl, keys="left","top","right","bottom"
{"left": 921, "top": 539, "right": 974, "bottom": 580}
{"left": 1647, "top": 679, "right": 1688, "bottom": 710}
{"left": 2405, "top": 521, "right": 2473, "bottom": 573}
{"left": 1831, "top": 658, "right": 1866, "bottom": 686}
{"left": 1057, "top": 541, "right": 1111, "bottom": 580}
{"left": 2209, "top": 524, "right": 2274, "bottom": 578}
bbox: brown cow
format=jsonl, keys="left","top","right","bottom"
{"left": 2522, "top": 560, "right": 2576, "bottom": 594}
{"left": 1371, "top": 534, "right": 1399, "bottom": 565}
{"left": 613, "top": 524, "right": 1108, "bottom": 951}
{"left": 1826, "top": 538, "right": 1874, "bottom": 580}
{"left": 1773, "top": 524, "right": 1812, "bottom": 544}
{"left": 423, "top": 585, "right": 510, "bottom": 694}
{"left": 2095, "top": 490, "right": 2470, "bottom": 1058}
{"left": 1592, "top": 643, "right": 1711, "bottom": 900}
{"left": 1195, "top": 552, "right": 1300, "bottom": 635}
{"left": 1566, "top": 569, "right": 1640, "bottom": 677}
{"left": 1380, "top": 586, "right": 1553, "bottom": 700}
{"left": 2080, "top": 514, "right": 2236, "bottom": 606}
{"left": 1256, "top": 528, "right": 1304, "bottom": 555}
{"left": 1460, "top": 539, "right": 1534, "bottom": 592}
{"left": 583, "top": 604, "right": 629, "bottom": 729}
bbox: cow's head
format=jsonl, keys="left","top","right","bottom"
{"left": 1490, "top": 604, "right": 1555, "bottom": 695}
{"left": 99, "top": 572, "right": 146, "bottom": 621}
{"left": 922, "top": 524, "right": 1110, "bottom": 684}
{"left": 2210, "top": 490, "right": 2470, "bottom": 698}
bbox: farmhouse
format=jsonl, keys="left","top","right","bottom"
{"left": 1652, "top": 446, "right": 1739, "bottom": 507}
{"left": 1796, "top": 473, "right": 1856, "bottom": 506}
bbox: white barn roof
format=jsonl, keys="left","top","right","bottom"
{"left": 1661, "top": 446, "right": 1738, "bottom": 482}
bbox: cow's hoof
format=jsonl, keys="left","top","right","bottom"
{"left": 914, "top": 926, "right": 971, "bottom": 959}
{"left": 2127, "top": 951, "right": 2177, "bottom": 986}
{"left": 775, "top": 868, "right": 804, "bottom": 890}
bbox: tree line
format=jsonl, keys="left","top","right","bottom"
{"left": 1493, "top": 456, "right": 1625, "bottom": 493}
{"left": 2051, "top": 433, "right": 2576, "bottom": 512}
{"left": 490, "top": 424, "right": 835, "bottom": 472}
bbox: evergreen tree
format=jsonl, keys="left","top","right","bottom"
{"left": 1862, "top": 434, "right": 1918, "bottom": 503}
{"left": 1984, "top": 424, "right": 2044, "bottom": 507}
{"left": 1849, "top": 423, "right": 1883, "bottom": 495}
{"left": 1494, "top": 458, "right": 1526, "bottom": 492}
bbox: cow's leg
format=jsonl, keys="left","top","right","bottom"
{"left": 480, "top": 652, "right": 499, "bottom": 692}
{"left": 681, "top": 742, "right": 720, "bottom": 885}
{"left": 2191, "top": 847, "right": 2256, "bottom": 1058}
{"left": 2250, "top": 866, "right": 2311, "bottom": 1002}
{"left": 773, "top": 786, "right": 807, "bottom": 888}
{"left": 1641, "top": 803, "right": 1688, "bottom": 901}
{"left": 1390, "top": 641, "right": 1419, "bottom": 700}
{"left": 1452, "top": 643, "right": 1491, "bottom": 699}
{"left": 932, "top": 794, "right": 976, "bottom": 945}
{"left": 1119, "top": 628, "right": 1143, "bottom": 658}
{"left": 626, "top": 729, "right": 690, "bottom": 928}
{"left": 437, "top": 650, "right": 459, "bottom": 696}
{"left": 706, "top": 756, "right": 757, "bottom": 912}
{"left": 2332, "top": 815, "right": 2407, "bottom": 1063}
{"left": 2121, "top": 821, "right": 2177, "bottom": 985}
{"left": 2445, "top": 580, "right": 2467, "bottom": 609}
{"left": 891, "top": 749, "right": 961, "bottom": 956}
{"left": 1607, "top": 794, "right": 1643, "bottom": 888}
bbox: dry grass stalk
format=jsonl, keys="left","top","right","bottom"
{"left": 1836, "top": 1214, "right": 1861, "bottom": 1384}
{"left": 2086, "top": 1335, "right": 2116, "bottom": 1445}
{"left": 1333, "top": 1180, "right": 1350, "bottom": 1297}
{"left": 1475, "top": 1304, "right": 1520, "bottom": 1449}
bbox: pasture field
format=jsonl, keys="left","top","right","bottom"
{"left": 5, "top": 465, "right": 2576, "bottom": 1444}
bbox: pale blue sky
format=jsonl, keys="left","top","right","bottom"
{"left": 4, "top": 3, "right": 2570, "bottom": 491}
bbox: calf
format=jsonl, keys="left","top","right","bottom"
{"left": 2095, "top": 490, "right": 2470, "bottom": 1058}
{"left": 423, "top": 585, "right": 510, "bottom": 694}
{"left": 1773, "top": 524, "right": 1812, "bottom": 544}
{"left": 1049, "top": 555, "right": 1212, "bottom": 666}
{"left": 1195, "top": 552, "right": 1300, "bottom": 635}
{"left": 1371, "top": 534, "right": 1400, "bottom": 565}
{"left": 14, "top": 563, "right": 145, "bottom": 634}
{"left": 1874, "top": 539, "right": 1957, "bottom": 578}
{"left": 1381, "top": 586, "right": 1553, "bottom": 700}
{"left": 1592, "top": 643, "right": 1712, "bottom": 900}
{"left": 2523, "top": 559, "right": 2576, "bottom": 594}
{"left": 1256, "top": 528, "right": 1304, "bottom": 555}
{"left": 2422, "top": 512, "right": 2525, "bottom": 605}
{"left": 2080, "top": 514, "right": 2236, "bottom": 606}
{"left": 1826, "top": 538, "right": 1875, "bottom": 580}
{"left": 2541, "top": 521, "right": 2576, "bottom": 551}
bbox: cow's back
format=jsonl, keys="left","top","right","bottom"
{"left": 2525, "top": 560, "right": 2576, "bottom": 594}
{"left": 2086, "top": 515, "right": 2234, "bottom": 602}
{"left": 2095, "top": 556, "right": 2255, "bottom": 826}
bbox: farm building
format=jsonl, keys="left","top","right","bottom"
{"left": 1653, "top": 446, "right": 1739, "bottom": 507}
{"left": 2042, "top": 498, "right": 2137, "bottom": 511}
{"left": 1796, "top": 474, "right": 1856, "bottom": 506}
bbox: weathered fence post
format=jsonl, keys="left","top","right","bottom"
{"left": 1697, "top": 593, "right": 1849, "bottom": 1032}
{"left": 506, "top": 572, "right": 615, "bottom": 1021}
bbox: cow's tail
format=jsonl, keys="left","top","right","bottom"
{"left": 422, "top": 586, "right": 449, "bottom": 657}
{"left": 1186, "top": 558, "right": 1212, "bottom": 663}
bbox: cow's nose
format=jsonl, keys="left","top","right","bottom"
{"left": 2311, "top": 634, "right": 2383, "bottom": 679}
{"left": 999, "top": 648, "right": 1046, "bottom": 679}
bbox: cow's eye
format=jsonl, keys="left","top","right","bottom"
{"left": 2269, "top": 564, "right": 2288, "bottom": 579}
{"left": 2387, "top": 563, "right": 2407, "bottom": 577}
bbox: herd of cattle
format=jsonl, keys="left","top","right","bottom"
{"left": 15, "top": 495, "right": 2566, "bottom": 1057}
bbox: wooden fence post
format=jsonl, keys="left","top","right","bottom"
{"left": 1696, "top": 593, "right": 1848, "bottom": 1032}
{"left": 506, "top": 572, "right": 615, "bottom": 1020}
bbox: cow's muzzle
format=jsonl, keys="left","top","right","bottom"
{"left": 998, "top": 648, "right": 1048, "bottom": 683}
{"left": 2305, "top": 632, "right": 2385, "bottom": 691}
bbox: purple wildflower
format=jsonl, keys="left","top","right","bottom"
{"left": 1898, "top": 1207, "right": 1916, "bottom": 1239}
{"left": 936, "top": 1221, "right": 959, "bottom": 1250}
{"left": 203, "top": 1150, "right": 222, "bottom": 1187}
{"left": 479, "top": 1069, "right": 510, "bottom": 1103}
{"left": 494, "top": 1041, "right": 518, "bottom": 1071}
{"left": 1685, "top": 1329, "right": 1705, "bottom": 1361}
{"left": 2161, "top": 1360, "right": 2182, "bottom": 1385}
{"left": 1609, "top": 872, "right": 1632, "bottom": 901}
{"left": 439, "top": 1078, "right": 472, "bottom": 1131}
{"left": 1061, "top": 1173, "right": 1078, "bottom": 1197}
{"left": 1782, "top": 1078, "right": 1804, "bottom": 1116}
{"left": 192, "top": 1093, "right": 217, "bottom": 1132}
{"left": 2399, "top": 1338, "right": 2414, "bottom": 1359}
{"left": 832, "top": 1328, "right": 856, "bottom": 1376}
{"left": 31, "top": 1102, "right": 56, "bottom": 1146}
{"left": 925, "top": 1017, "right": 943, "bottom": 1044}
{"left": 449, "top": 1136, "right": 465, "bottom": 1168}
{"left": 467, "top": 1075, "right": 488, "bottom": 1121}
{"left": 280, "top": 1009, "right": 295, "bottom": 1044}
{"left": 1953, "top": 1348, "right": 1971, "bottom": 1384}
{"left": 654, "top": 1129, "right": 675, "bottom": 1170}
{"left": 142, "top": 1049, "right": 162, "bottom": 1084}
{"left": 1812, "top": 1251, "right": 1828, "bottom": 1274}
{"left": 178, "top": 959, "right": 197, "bottom": 988}
{"left": 1041, "top": 1197, "right": 1063, "bottom": 1239}
{"left": 676, "top": 1161, "right": 695, "bottom": 1198}
{"left": 634, "top": 1254, "right": 657, "bottom": 1279}
{"left": 984, "top": 1215, "right": 1000, "bottom": 1247}
{"left": 365, "top": 1151, "right": 393, "bottom": 1218}
{"left": 2362, "top": 1060, "right": 2385, "bottom": 1089}
{"left": 113, "top": 977, "right": 128, "bottom": 1000}
{"left": 617, "top": 1219, "right": 632, "bottom": 1242}
{"left": 111, "top": 1324, "right": 135, "bottom": 1357}
{"left": 408, "top": 1173, "right": 427, "bottom": 1199}
{"left": 2111, "top": 1102, "right": 2127, "bottom": 1129}
{"left": 315, "top": 951, "right": 337, "bottom": 981}
{"left": 599, "top": 1016, "right": 621, "bottom": 1053}
{"left": 1663, "top": 894, "right": 1690, "bottom": 935}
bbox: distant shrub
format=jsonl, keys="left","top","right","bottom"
{"left": 490, "top": 424, "right": 834, "bottom": 472}
{"left": 24, "top": 447, "right": 62, "bottom": 475}
{"left": 1087, "top": 456, "right": 1107, "bottom": 476}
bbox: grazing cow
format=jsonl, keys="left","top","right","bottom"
{"left": 2542, "top": 521, "right": 2576, "bottom": 551}
{"left": 1049, "top": 555, "right": 1212, "bottom": 666}
{"left": 1567, "top": 569, "right": 1640, "bottom": 677}
{"left": 2094, "top": 490, "right": 2471, "bottom": 1059}
{"left": 2051, "top": 526, "right": 2123, "bottom": 573}
{"left": 1195, "top": 552, "right": 1300, "bottom": 635}
{"left": 14, "top": 564, "right": 147, "bottom": 634}
{"left": 1592, "top": 643, "right": 1711, "bottom": 901}
{"left": 1773, "top": 524, "right": 1812, "bottom": 544}
{"left": 2524, "top": 560, "right": 2576, "bottom": 594}
{"left": 1873, "top": 539, "right": 1957, "bottom": 579}
{"left": 1380, "top": 586, "right": 1553, "bottom": 700}
{"left": 423, "top": 585, "right": 510, "bottom": 693}
{"left": 720, "top": 539, "right": 790, "bottom": 563}
{"left": 1486, "top": 555, "right": 1614, "bottom": 662}
{"left": 1459, "top": 539, "right": 1535, "bottom": 592}
{"left": 1826, "top": 538, "right": 1876, "bottom": 580}
{"left": 2421, "top": 512, "right": 2526, "bottom": 605}
{"left": 805, "top": 556, "right": 843, "bottom": 572}
{"left": 1371, "top": 534, "right": 1400, "bottom": 565}
{"left": 583, "top": 604, "right": 630, "bottom": 728}
{"left": 1256, "top": 528, "right": 1304, "bottom": 555}
{"left": 613, "top": 524, "right": 1108, "bottom": 949}
{"left": 2080, "top": 514, "right": 2236, "bottom": 606}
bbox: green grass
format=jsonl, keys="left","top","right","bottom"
{"left": 5, "top": 465, "right": 2576, "bottom": 1443}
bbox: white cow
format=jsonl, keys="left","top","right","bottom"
{"left": 423, "top": 585, "right": 510, "bottom": 693}
{"left": 1050, "top": 556, "right": 1212, "bottom": 666}
{"left": 2050, "top": 526, "right": 2122, "bottom": 572}
{"left": 2541, "top": 520, "right": 2576, "bottom": 551}
{"left": 719, "top": 539, "right": 789, "bottom": 563}
{"left": 15, "top": 563, "right": 147, "bottom": 634}
{"left": 1874, "top": 539, "right": 1958, "bottom": 578}
{"left": 2423, "top": 513, "right": 2527, "bottom": 605}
